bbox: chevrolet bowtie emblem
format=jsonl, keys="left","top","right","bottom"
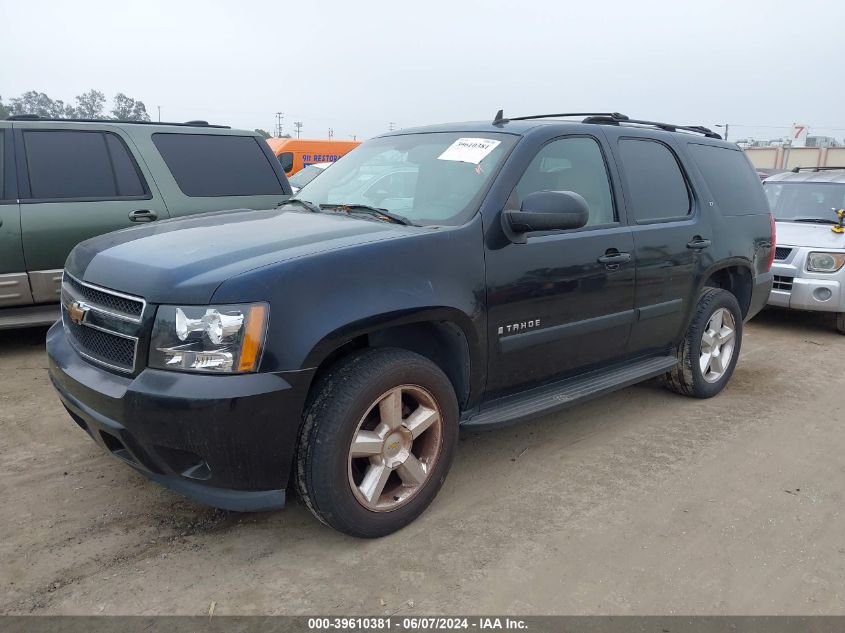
{"left": 67, "top": 301, "right": 89, "bottom": 325}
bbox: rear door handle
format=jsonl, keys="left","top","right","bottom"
{"left": 598, "top": 252, "right": 632, "bottom": 265}
{"left": 687, "top": 237, "right": 711, "bottom": 250}
{"left": 129, "top": 209, "right": 158, "bottom": 223}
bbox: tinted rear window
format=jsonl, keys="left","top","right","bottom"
{"left": 618, "top": 139, "right": 690, "bottom": 222}
{"left": 153, "top": 133, "right": 284, "bottom": 197}
{"left": 687, "top": 143, "right": 769, "bottom": 215}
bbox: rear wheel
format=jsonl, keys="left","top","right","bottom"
{"left": 665, "top": 288, "right": 743, "bottom": 398}
{"left": 295, "top": 348, "right": 458, "bottom": 538}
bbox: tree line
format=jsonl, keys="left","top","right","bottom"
{"left": 0, "top": 90, "right": 151, "bottom": 121}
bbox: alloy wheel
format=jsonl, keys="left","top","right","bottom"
{"left": 699, "top": 307, "right": 737, "bottom": 383}
{"left": 347, "top": 385, "right": 443, "bottom": 512}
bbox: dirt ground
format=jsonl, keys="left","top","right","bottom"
{"left": 1, "top": 309, "right": 844, "bottom": 615}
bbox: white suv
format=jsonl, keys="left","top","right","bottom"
{"left": 764, "top": 168, "right": 845, "bottom": 333}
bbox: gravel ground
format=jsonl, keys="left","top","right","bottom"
{"left": 1, "top": 309, "right": 843, "bottom": 615}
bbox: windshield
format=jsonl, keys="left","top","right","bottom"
{"left": 764, "top": 182, "right": 845, "bottom": 221}
{"left": 288, "top": 164, "right": 326, "bottom": 189}
{"left": 293, "top": 132, "right": 516, "bottom": 226}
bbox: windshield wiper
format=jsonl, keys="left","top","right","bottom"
{"left": 791, "top": 217, "right": 838, "bottom": 225}
{"left": 278, "top": 199, "right": 322, "bottom": 214}
{"left": 321, "top": 204, "right": 416, "bottom": 226}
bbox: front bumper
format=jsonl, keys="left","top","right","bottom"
{"left": 768, "top": 248, "right": 844, "bottom": 313}
{"left": 47, "top": 322, "right": 314, "bottom": 511}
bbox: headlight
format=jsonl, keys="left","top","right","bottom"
{"left": 806, "top": 252, "right": 845, "bottom": 273}
{"left": 149, "top": 303, "right": 268, "bottom": 373}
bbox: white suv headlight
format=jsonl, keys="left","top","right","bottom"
{"left": 806, "top": 252, "right": 845, "bottom": 273}
{"left": 149, "top": 303, "right": 268, "bottom": 373}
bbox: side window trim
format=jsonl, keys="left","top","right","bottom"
{"left": 617, "top": 136, "right": 695, "bottom": 225}
{"left": 17, "top": 129, "right": 152, "bottom": 204}
{"left": 509, "top": 133, "right": 620, "bottom": 234}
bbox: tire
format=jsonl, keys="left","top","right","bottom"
{"left": 295, "top": 348, "right": 459, "bottom": 538}
{"left": 664, "top": 288, "right": 743, "bottom": 399}
{"left": 836, "top": 313, "right": 845, "bottom": 335}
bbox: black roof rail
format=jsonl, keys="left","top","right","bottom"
{"left": 791, "top": 166, "right": 845, "bottom": 173}
{"left": 493, "top": 109, "right": 628, "bottom": 124}
{"left": 3, "top": 114, "right": 230, "bottom": 129}
{"left": 582, "top": 115, "right": 722, "bottom": 139}
{"left": 491, "top": 109, "right": 721, "bottom": 139}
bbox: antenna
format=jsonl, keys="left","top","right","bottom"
{"left": 493, "top": 109, "right": 506, "bottom": 124}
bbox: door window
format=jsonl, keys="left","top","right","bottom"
{"left": 511, "top": 137, "right": 616, "bottom": 226}
{"left": 618, "top": 139, "right": 690, "bottom": 222}
{"left": 23, "top": 130, "right": 147, "bottom": 200}
{"left": 23, "top": 130, "right": 148, "bottom": 201}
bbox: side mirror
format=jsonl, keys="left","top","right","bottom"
{"left": 502, "top": 190, "right": 589, "bottom": 243}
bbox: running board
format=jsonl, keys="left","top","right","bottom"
{"left": 0, "top": 304, "right": 60, "bottom": 330}
{"left": 464, "top": 355, "right": 678, "bottom": 429}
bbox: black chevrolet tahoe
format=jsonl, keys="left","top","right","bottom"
{"left": 47, "top": 111, "right": 774, "bottom": 538}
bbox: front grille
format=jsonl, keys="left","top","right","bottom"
{"left": 64, "top": 315, "right": 137, "bottom": 371}
{"left": 773, "top": 275, "right": 794, "bottom": 292}
{"left": 61, "top": 273, "right": 144, "bottom": 373}
{"left": 774, "top": 247, "right": 793, "bottom": 261}
{"left": 64, "top": 274, "right": 144, "bottom": 320}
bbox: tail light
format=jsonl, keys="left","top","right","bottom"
{"left": 767, "top": 213, "right": 776, "bottom": 272}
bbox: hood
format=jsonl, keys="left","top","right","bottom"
{"left": 775, "top": 221, "right": 845, "bottom": 250}
{"left": 67, "top": 208, "right": 410, "bottom": 304}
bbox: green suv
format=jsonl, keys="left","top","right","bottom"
{"left": 0, "top": 116, "right": 291, "bottom": 329}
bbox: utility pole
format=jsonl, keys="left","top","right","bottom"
{"left": 328, "top": 127, "right": 334, "bottom": 139}
{"left": 294, "top": 121, "right": 303, "bottom": 138}
{"left": 388, "top": 122, "right": 396, "bottom": 132}
{"left": 275, "top": 112, "right": 284, "bottom": 137}
{"left": 716, "top": 123, "right": 729, "bottom": 141}
{"left": 157, "top": 106, "right": 161, "bottom": 122}
{"left": 351, "top": 134, "right": 357, "bottom": 140}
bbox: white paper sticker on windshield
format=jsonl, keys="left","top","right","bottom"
{"left": 437, "top": 138, "right": 501, "bottom": 165}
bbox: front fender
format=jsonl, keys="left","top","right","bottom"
{"left": 210, "top": 219, "right": 487, "bottom": 378}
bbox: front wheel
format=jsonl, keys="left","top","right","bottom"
{"left": 295, "top": 348, "right": 459, "bottom": 538}
{"left": 665, "top": 288, "right": 743, "bottom": 399}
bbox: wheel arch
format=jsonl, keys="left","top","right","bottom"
{"left": 701, "top": 259, "right": 754, "bottom": 319}
{"left": 302, "top": 307, "right": 482, "bottom": 410}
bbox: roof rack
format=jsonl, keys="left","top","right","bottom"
{"left": 492, "top": 109, "right": 721, "bottom": 139}
{"left": 493, "top": 110, "right": 628, "bottom": 124}
{"left": 791, "top": 166, "right": 845, "bottom": 173}
{"left": 581, "top": 114, "right": 721, "bottom": 139}
{"left": 5, "top": 114, "right": 229, "bottom": 129}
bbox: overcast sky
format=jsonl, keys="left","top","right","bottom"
{"left": 2, "top": 0, "right": 844, "bottom": 143}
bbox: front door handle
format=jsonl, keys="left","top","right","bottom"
{"left": 597, "top": 251, "right": 632, "bottom": 265}
{"left": 129, "top": 209, "right": 158, "bottom": 223}
{"left": 687, "top": 237, "right": 711, "bottom": 250}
